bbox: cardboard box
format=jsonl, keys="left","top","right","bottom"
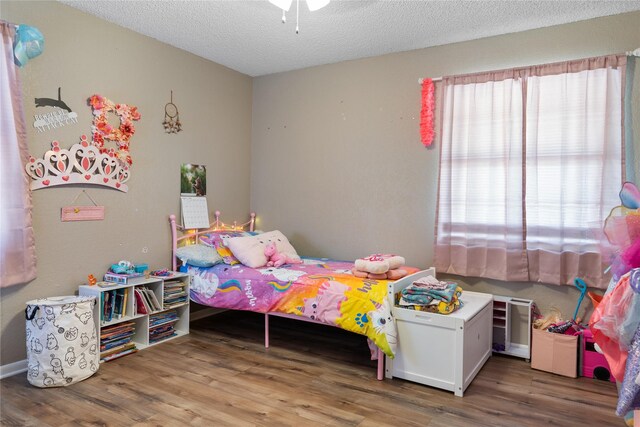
{"left": 531, "top": 327, "right": 578, "bottom": 378}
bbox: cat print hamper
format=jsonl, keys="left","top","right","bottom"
{"left": 25, "top": 296, "right": 99, "bottom": 387}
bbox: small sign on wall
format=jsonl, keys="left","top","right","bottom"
{"left": 33, "top": 87, "right": 78, "bottom": 132}
{"left": 61, "top": 190, "right": 105, "bottom": 222}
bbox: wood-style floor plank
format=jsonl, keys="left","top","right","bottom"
{"left": 1, "top": 311, "right": 622, "bottom": 426}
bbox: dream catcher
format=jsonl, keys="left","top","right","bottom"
{"left": 163, "top": 91, "right": 182, "bottom": 134}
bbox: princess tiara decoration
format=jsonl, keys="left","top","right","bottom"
{"left": 25, "top": 135, "right": 129, "bottom": 192}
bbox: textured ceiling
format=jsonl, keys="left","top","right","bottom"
{"left": 61, "top": 0, "right": 640, "bottom": 77}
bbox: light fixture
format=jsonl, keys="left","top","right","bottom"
{"left": 268, "top": 0, "right": 330, "bottom": 33}
{"left": 306, "top": 0, "right": 330, "bottom": 12}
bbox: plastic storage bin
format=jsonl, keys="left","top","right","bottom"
{"left": 25, "top": 296, "right": 99, "bottom": 387}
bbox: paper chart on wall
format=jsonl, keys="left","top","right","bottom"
{"left": 181, "top": 197, "right": 210, "bottom": 229}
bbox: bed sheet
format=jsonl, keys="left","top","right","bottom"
{"left": 188, "top": 257, "right": 418, "bottom": 358}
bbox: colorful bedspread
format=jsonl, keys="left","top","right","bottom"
{"left": 188, "top": 258, "right": 418, "bottom": 358}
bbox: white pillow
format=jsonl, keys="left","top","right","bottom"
{"left": 226, "top": 230, "right": 300, "bottom": 268}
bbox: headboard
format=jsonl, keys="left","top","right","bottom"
{"left": 169, "top": 210, "right": 256, "bottom": 271}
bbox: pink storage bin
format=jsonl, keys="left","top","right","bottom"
{"left": 531, "top": 327, "right": 578, "bottom": 378}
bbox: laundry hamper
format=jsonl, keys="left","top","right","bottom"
{"left": 25, "top": 296, "right": 99, "bottom": 387}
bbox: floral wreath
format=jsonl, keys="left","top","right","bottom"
{"left": 88, "top": 94, "right": 141, "bottom": 166}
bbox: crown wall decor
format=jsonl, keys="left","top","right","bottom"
{"left": 25, "top": 94, "right": 140, "bottom": 192}
{"left": 25, "top": 135, "right": 130, "bottom": 192}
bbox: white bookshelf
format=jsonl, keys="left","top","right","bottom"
{"left": 79, "top": 272, "right": 190, "bottom": 361}
{"left": 492, "top": 295, "right": 533, "bottom": 360}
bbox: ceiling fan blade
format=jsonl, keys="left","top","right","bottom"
{"left": 306, "top": 0, "right": 330, "bottom": 12}
{"left": 269, "top": 0, "right": 293, "bottom": 12}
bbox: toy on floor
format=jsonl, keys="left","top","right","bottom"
{"left": 573, "top": 277, "right": 587, "bottom": 321}
{"left": 582, "top": 328, "right": 615, "bottom": 382}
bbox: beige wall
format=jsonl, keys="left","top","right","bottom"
{"left": 0, "top": 1, "right": 252, "bottom": 365}
{"left": 251, "top": 11, "right": 640, "bottom": 337}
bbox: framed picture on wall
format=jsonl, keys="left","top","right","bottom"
{"left": 180, "top": 164, "right": 206, "bottom": 197}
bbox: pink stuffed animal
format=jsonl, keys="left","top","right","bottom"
{"left": 264, "top": 242, "right": 300, "bottom": 268}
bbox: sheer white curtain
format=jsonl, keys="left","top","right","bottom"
{"left": 0, "top": 21, "right": 36, "bottom": 287}
{"left": 525, "top": 57, "right": 624, "bottom": 285}
{"left": 436, "top": 71, "right": 529, "bottom": 281}
{"left": 435, "top": 55, "right": 625, "bottom": 286}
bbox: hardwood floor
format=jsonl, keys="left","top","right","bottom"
{"left": 1, "top": 311, "right": 622, "bottom": 427}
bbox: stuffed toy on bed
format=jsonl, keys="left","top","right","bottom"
{"left": 264, "top": 242, "right": 301, "bottom": 268}
{"left": 354, "top": 254, "right": 405, "bottom": 274}
{"left": 353, "top": 254, "right": 408, "bottom": 279}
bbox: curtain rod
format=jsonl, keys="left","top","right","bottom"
{"left": 418, "top": 77, "right": 442, "bottom": 84}
{"left": 0, "top": 19, "right": 18, "bottom": 29}
{"left": 418, "top": 48, "right": 640, "bottom": 85}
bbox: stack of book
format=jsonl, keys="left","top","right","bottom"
{"left": 104, "top": 272, "right": 147, "bottom": 285}
{"left": 134, "top": 286, "right": 162, "bottom": 315}
{"left": 100, "top": 321, "right": 137, "bottom": 362}
{"left": 149, "top": 310, "right": 178, "bottom": 344}
{"left": 163, "top": 280, "right": 188, "bottom": 309}
{"left": 101, "top": 288, "right": 129, "bottom": 323}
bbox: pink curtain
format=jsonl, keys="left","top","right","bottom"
{"left": 435, "top": 55, "right": 626, "bottom": 287}
{"left": 0, "top": 21, "right": 37, "bottom": 287}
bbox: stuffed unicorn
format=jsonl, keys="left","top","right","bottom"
{"left": 264, "top": 242, "right": 301, "bottom": 268}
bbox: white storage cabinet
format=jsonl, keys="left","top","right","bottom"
{"left": 385, "top": 269, "right": 493, "bottom": 397}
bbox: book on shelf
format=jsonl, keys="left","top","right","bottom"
{"left": 149, "top": 325, "right": 177, "bottom": 344}
{"left": 114, "top": 289, "right": 124, "bottom": 319}
{"left": 100, "top": 292, "right": 106, "bottom": 322}
{"left": 134, "top": 289, "right": 149, "bottom": 315}
{"left": 104, "top": 272, "right": 147, "bottom": 285}
{"left": 101, "top": 288, "right": 130, "bottom": 323}
{"left": 101, "top": 342, "right": 136, "bottom": 359}
{"left": 143, "top": 287, "right": 162, "bottom": 311}
{"left": 149, "top": 310, "right": 178, "bottom": 327}
{"left": 101, "top": 337, "right": 134, "bottom": 351}
{"left": 109, "top": 290, "right": 116, "bottom": 321}
{"left": 102, "top": 290, "right": 114, "bottom": 323}
{"left": 100, "top": 322, "right": 137, "bottom": 361}
{"left": 163, "top": 279, "right": 186, "bottom": 286}
{"left": 101, "top": 321, "right": 135, "bottom": 333}
{"left": 163, "top": 300, "right": 187, "bottom": 308}
{"left": 140, "top": 288, "right": 153, "bottom": 311}
{"left": 101, "top": 348, "right": 138, "bottom": 362}
{"left": 101, "top": 329, "right": 135, "bottom": 343}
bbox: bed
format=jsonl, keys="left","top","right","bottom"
{"left": 169, "top": 212, "right": 423, "bottom": 380}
